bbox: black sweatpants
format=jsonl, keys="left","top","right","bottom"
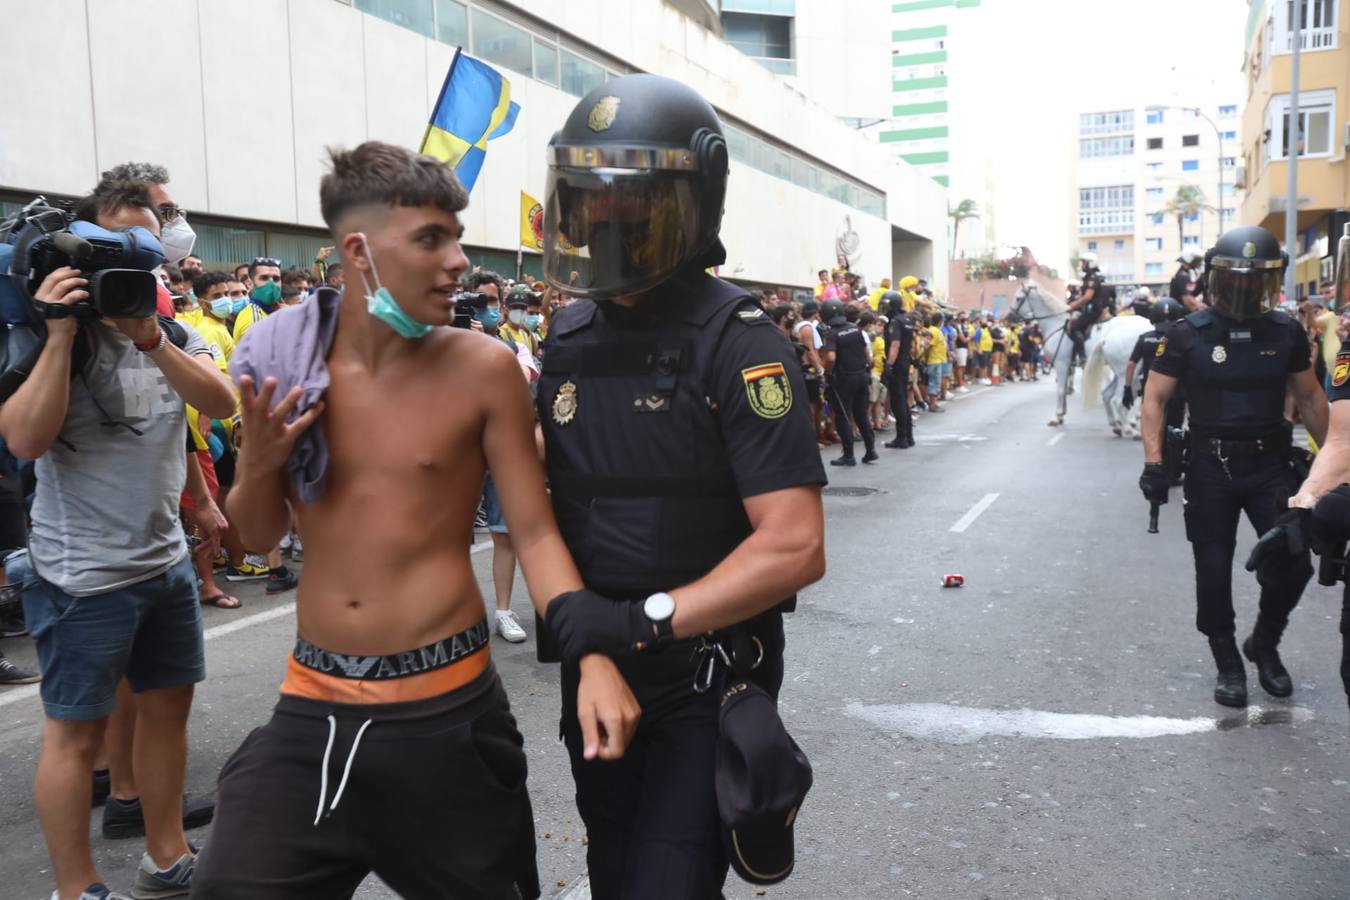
{"left": 887, "top": 365, "right": 912, "bottom": 443}
{"left": 1183, "top": 451, "right": 1311, "bottom": 638}
{"left": 830, "top": 371, "right": 874, "bottom": 456}
{"left": 561, "top": 615, "right": 785, "bottom": 900}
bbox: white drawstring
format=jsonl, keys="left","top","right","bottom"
{"left": 313, "top": 715, "right": 338, "bottom": 827}
{"left": 327, "top": 719, "right": 373, "bottom": 815}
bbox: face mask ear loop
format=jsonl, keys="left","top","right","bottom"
{"left": 356, "top": 233, "right": 383, "bottom": 296}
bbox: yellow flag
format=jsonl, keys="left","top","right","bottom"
{"left": 521, "top": 191, "right": 544, "bottom": 251}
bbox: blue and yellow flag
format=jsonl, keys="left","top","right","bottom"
{"left": 420, "top": 50, "right": 520, "bottom": 194}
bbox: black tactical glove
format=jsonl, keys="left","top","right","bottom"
{"left": 1122, "top": 385, "right": 1134, "bottom": 409}
{"left": 1139, "top": 463, "right": 1169, "bottom": 504}
{"left": 545, "top": 589, "right": 656, "bottom": 664}
{"left": 1245, "top": 504, "right": 1311, "bottom": 587}
{"left": 1311, "top": 485, "right": 1350, "bottom": 556}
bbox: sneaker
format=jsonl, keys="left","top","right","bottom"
{"left": 495, "top": 610, "right": 527, "bottom": 643}
{"left": 211, "top": 554, "right": 228, "bottom": 572}
{"left": 290, "top": 535, "right": 303, "bottom": 563}
{"left": 958, "top": 385, "right": 970, "bottom": 393}
{"left": 103, "top": 794, "right": 216, "bottom": 840}
{"left": 51, "top": 884, "right": 130, "bottom": 900}
{"left": 131, "top": 845, "right": 196, "bottom": 899}
{"left": 279, "top": 533, "right": 292, "bottom": 554}
{"left": 0, "top": 655, "right": 39, "bottom": 685}
{"left": 474, "top": 498, "right": 489, "bottom": 533}
{"left": 0, "top": 610, "right": 27, "bottom": 638}
{"left": 265, "top": 567, "right": 299, "bottom": 595}
{"left": 224, "top": 554, "right": 269, "bottom": 582}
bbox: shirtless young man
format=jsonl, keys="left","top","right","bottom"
{"left": 191, "top": 142, "right": 638, "bottom": 899}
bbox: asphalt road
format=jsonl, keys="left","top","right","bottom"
{"left": 2, "top": 376, "right": 1349, "bottom": 899}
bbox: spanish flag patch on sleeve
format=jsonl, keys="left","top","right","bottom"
{"left": 1155, "top": 337, "right": 1167, "bottom": 358}
{"left": 741, "top": 362, "right": 792, "bottom": 419}
{"left": 1333, "top": 350, "right": 1350, "bottom": 388}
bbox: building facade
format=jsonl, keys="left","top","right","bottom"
{"left": 1239, "top": 0, "right": 1349, "bottom": 299}
{"left": 883, "top": 0, "right": 982, "bottom": 188}
{"left": 0, "top": 0, "right": 946, "bottom": 295}
{"left": 1070, "top": 101, "right": 1242, "bottom": 293}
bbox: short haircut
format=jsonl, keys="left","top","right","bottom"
{"left": 233, "top": 264, "right": 250, "bottom": 279}
{"left": 319, "top": 141, "right": 469, "bottom": 231}
{"left": 818, "top": 269, "right": 828, "bottom": 277}
{"left": 324, "top": 261, "right": 343, "bottom": 284}
{"left": 282, "top": 267, "right": 311, "bottom": 288}
{"left": 163, "top": 263, "right": 184, "bottom": 283}
{"left": 843, "top": 305, "right": 860, "bottom": 323}
{"left": 464, "top": 269, "right": 503, "bottom": 295}
{"left": 72, "top": 180, "right": 158, "bottom": 225}
{"left": 193, "top": 270, "right": 232, "bottom": 297}
{"left": 100, "top": 161, "right": 170, "bottom": 186}
{"left": 859, "top": 311, "right": 876, "bottom": 326}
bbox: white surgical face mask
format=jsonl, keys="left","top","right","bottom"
{"left": 507, "top": 309, "right": 526, "bottom": 326}
{"left": 159, "top": 215, "right": 196, "bottom": 264}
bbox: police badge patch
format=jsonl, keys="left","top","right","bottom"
{"left": 741, "top": 363, "right": 792, "bottom": 419}
{"left": 1155, "top": 337, "right": 1167, "bottom": 358}
{"left": 587, "top": 96, "right": 620, "bottom": 132}
{"left": 552, "top": 381, "right": 579, "bottom": 425}
{"left": 1334, "top": 351, "right": 1350, "bottom": 387}
{"left": 1212, "top": 345, "right": 1227, "bottom": 364}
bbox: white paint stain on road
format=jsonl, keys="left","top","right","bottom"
{"left": 1047, "top": 433, "right": 1065, "bottom": 447}
{"left": 844, "top": 702, "right": 1314, "bottom": 744}
{"left": 950, "top": 493, "right": 1000, "bottom": 533}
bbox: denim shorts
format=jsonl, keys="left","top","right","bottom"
{"left": 10, "top": 551, "right": 205, "bottom": 720}
{"left": 481, "top": 474, "right": 508, "bottom": 535}
{"left": 927, "top": 366, "right": 943, "bottom": 394}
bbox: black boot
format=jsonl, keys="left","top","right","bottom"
{"left": 830, "top": 453, "right": 856, "bottom": 467}
{"left": 1242, "top": 615, "right": 1293, "bottom": 698}
{"left": 1341, "top": 634, "right": 1349, "bottom": 718}
{"left": 883, "top": 438, "right": 908, "bottom": 449}
{"left": 1208, "top": 635, "right": 1248, "bottom": 708}
{"left": 861, "top": 448, "right": 879, "bottom": 464}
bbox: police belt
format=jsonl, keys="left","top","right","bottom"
{"left": 1191, "top": 432, "right": 1286, "bottom": 459}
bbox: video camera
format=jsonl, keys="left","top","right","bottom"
{"left": 452, "top": 290, "right": 487, "bottom": 329}
{"left": 1, "top": 197, "right": 165, "bottom": 324}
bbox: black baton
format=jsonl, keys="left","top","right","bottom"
{"left": 1148, "top": 500, "right": 1160, "bottom": 534}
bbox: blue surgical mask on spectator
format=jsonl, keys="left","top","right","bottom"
{"left": 476, "top": 305, "right": 501, "bottom": 329}
{"left": 525, "top": 313, "right": 543, "bottom": 330}
{"left": 210, "top": 297, "right": 234, "bottom": 318}
{"left": 230, "top": 297, "right": 249, "bottom": 315}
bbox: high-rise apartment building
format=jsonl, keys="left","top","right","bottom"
{"left": 1239, "top": 0, "right": 1349, "bottom": 299}
{"left": 884, "top": 0, "right": 982, "bottom": 187}
{"left": 1070, "top": 102, "right": 1242, "bottom": 292}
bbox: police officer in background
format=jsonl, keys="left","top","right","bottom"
{"left": 1139, "top": 226, "right": 1328, "bottom": 707}
{"left": 1066, "top": 252, "right": 1112, "bottom": 363}
{"left": 536, "top": 74, "right": 827, "bottom": 898}
{"left": 1171, "top": 249, "right": 1207, "bottom": 310}
{"left": 1122, "top": 297, "right": 1185, "bottom": 423}
{"left": 821, "top": 298, "right": 877, "bottom": 466}
{"left": 882, "top": 291, "right": 915, "bottom": 449}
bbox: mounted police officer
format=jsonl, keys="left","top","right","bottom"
{"left": 821, "top": 298, "right": 877, "bottom": 466}
{"left": 1066, "top": 252, "right": 1113, "bottom": 364}
{"left": 1171, "top": 249, "right": 1206, "bottom": 310}
{"left": 882, "top": 291, "right": 915, "bottom": 449}
{"left": 1139, "top": 226, "right": 1328, "bottom": 708}
{"left": 536, "top": 73, "right": 827, "bottom": 899}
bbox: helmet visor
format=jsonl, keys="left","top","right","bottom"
{"left": 544, "top": 167, "right": 702, "bottom": 299}
{"left": 1208, "top": 268, "right": 1282, "bottom": 320}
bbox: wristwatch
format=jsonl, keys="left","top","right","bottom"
{"left": 642, "top": 592, "right": 677, "bottom": 649}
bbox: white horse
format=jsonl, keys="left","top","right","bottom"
{"left": 1009, "top": 285, "right": 1151, "bottom": 434}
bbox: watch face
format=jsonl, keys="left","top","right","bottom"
{"left": 644, "top": 592, "right": 676, "bottom": 621}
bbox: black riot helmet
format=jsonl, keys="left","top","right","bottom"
{"left": 1150, "top": 297, "right": 1185, "bottom": 324}
{"left": 543, "top": 74, "right": 730, "bottom": 300}
{"left": 881, "top": 290, "right": 905, "bottom": 319}
{"left": 821, "top": 298, "right": 846, "bottom": 326}
{"left": 1205, "top": 225, "right": 1287, "bottom": 321}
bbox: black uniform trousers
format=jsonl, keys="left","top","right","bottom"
{"left": 829, "top": 371, "right": 874, "bottom": 456}
{"left": 887, "top": 363, "right": 913, "bottom": 444}
{"left": 1340, "top": 580, "right": 1350, "bottom": 706}
{"left": 560, "top": 614, "right": 785, "bottom": 900}
{"left": 1182, "top": 450, "right": 1312, "bottom": 637}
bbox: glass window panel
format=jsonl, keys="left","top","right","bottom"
{"left": 193, "top": 223, "right": 266, "bottom": 269}
{"left": 266, "top": 231, "right": 332, "bottom": 270}
{"left": 724, "top": 125, "right": 751, "bottom": 163}
{"left": 1306, "top": 109, "right": 1331, "bottom": 154}
{"left": 533, "top": 38, "right": 558, "bottom": 86}
{"left": 356, "top": 0, "right": 433, "bottom": 37}
{"left": 560, "top": 50, "right": 606, "bottom": 97}
{"left": 722, "top": 0, "right": 795, "bottom": 13}
{"left": 435, "top": 0, "right": 467, "bottom": 46}
{"left": 470, "top": 9, "right": 532, "bottom": 77}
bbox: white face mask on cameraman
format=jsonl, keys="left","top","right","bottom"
{"left": 159, "top": 214, "right": 196, "bottom": 264}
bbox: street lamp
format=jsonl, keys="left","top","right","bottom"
{"left": 1144, "top": 104, "right": 1225, "bottom": 229}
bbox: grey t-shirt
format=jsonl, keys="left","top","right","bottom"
{"left": 30, "top": 321, "right": 210, "bottom": 596}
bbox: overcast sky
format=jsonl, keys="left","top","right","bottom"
{"left": 946, "top": 0, "right": 1250, "bottom": 272}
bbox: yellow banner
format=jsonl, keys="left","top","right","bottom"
{"left": 520, "top": 191, "right": 544, "bottom": 251}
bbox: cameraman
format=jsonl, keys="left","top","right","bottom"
{"left": 0, "top": 181, "right": 234, "bottom": 900}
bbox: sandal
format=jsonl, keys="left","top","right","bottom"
{"left": 200, "top": 592, "right": 243, "bottom": 610}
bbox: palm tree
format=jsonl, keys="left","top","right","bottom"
{"left": 1151, "top": 185, "right": 1213, "bottom": 256}
{"left": 948, "top": 199, "right": 981, "bottom": 259}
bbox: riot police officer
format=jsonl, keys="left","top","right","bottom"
{"left": 1122, "top": 297, "right": 1185, "bottom": 421}
{"left": 536, "top": 74, "right": 827, "bottom": 899}
{"left": 882, "top": 291, "right": 915, "bottom": 449}
{"left": 1066, "top": 252, "right": 1113, "bottom": 363}
{"left": 1139, "top": 226, "right": 1328, "bottom": 707}
{"left": 821, "top": 298, "right": 877, "bottom": 465}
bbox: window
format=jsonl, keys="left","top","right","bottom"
{"left": 1147, "top": 137, "right": 1163, "bottom": 150}
{"left": 1147, "top": 110, "right": 1163, "bottom": 125}
{"left": 1220, "top": 130, "right": 1237, "bottom": 141}
{"left": 1182, "top": 134, "right": 1200, "bottom": 147}
{"left": 1275, "top": 0, "right": 1339, "bottom": 51}
{"left": 1182, "top": 108, "right": 1197, "bottom": 120}
{"left": 1181, "top": 159, "right": 1199, "bottom": 171}
{"left": 533, "top": 38, "right": 558, "bottom": 86}
{"left": 723, "top": 11, "right": 792, "bottom": 61}
{"left": 355, "top": 0, "right": 433, "bottom": 37}
{"left": 1219, "top": 105, "right": 1238, "bottom": 117}
{"left": 1114, "top": 239, "right": 1125, "bottom": 250}
{"left": 1146, "top": 187, "right": 1164, "bottom": 200}
{"left": 1146, "top": 237, "right": 1163, "bottom": 251}
{"left": 1150, "top": 213, "right": 1165, "bottom": 225}
{"left": 1185, "top": 212, "right": 1200, "bottom": 222}
{"left": 1087, "top": 240, "right": 1098, "bottom": 251}
{"left": 470, "top": 9, "right": 532, "bottom": 76}
{"left": 1145, "top": 262, "right": 1164, "bottom": 276}
{"left": 1183, "top": 235, "right": 1201, "bottom": 246}
{"left": 1266, "top": 89, "right": 1336, "bottom": 158}
{"left": 1078, "top": 185, "right": 1134, "bottom": 209}
{"left": 435, "top": 0, "right": 466, "bottom": 46}
{"left": 560, "top": 49, "right": 606, "bottom": 97}
{"left": 722, "top": 0, "right": 796, "bottom": 12}
{"left": 1223, "top": 156, "right": 1236, "bottom": 168}
{"left": 1079, "top": 110, "right": 1134, "bottom": 134}
{"left": 1146, "top": 161, "right": 1163, "bottom": 174}
{"left": 1078, "top": 136, "right": 1134, "bottom": 157}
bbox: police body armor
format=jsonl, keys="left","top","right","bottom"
{"left": 538, "top": 273, "right": 757, "bottom": 595}
{"left": 1178, "top": 308, "right": 1296, "bottom": 436}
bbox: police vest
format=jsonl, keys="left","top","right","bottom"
{"left": 1179, "top": 308, "right": 1296, "bottom": 436}
{"left": 1138, "top": 330, "right": 1164, "bottom": 378}
{"left": 537, "top": 275, "right": 755, "bottom": 594}
{"left": 831, "top": 323, "right": 869, "bottom": 374}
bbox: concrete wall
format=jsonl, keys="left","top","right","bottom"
{"left": 0, "top": 0, "right": 946, "bottom": 290}
{"left": 792, "top": 0, "right": 890, "bottom": 124}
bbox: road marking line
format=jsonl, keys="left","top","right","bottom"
{"left": 1047, "top": 433, "right": 1064, "bottom": 447}
{"left": 555, "top": 877, "right": 590, "bottom": 899}
{"left": 949, "top": 493, "right": 999, "bottom": 533}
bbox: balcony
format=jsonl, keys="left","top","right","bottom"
{"left": 1282, "top": 24, "right": 1338, "bottom": 51}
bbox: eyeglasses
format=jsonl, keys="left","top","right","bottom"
{"left": 157, "top": 204, "right": 183, "bottom": 222}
